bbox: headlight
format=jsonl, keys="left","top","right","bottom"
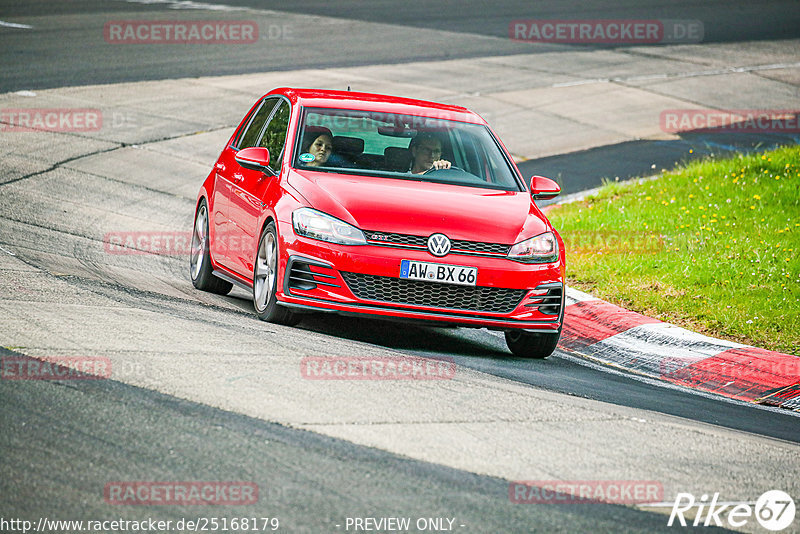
{"left": 292, "top": 208, "right": 366, "bottom": 245}
{"left": 507, "top": 232, "right": 559, "bottom": 263}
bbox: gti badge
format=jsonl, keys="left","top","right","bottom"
{"left": 370, "top": 233, "right": 391, "bottom": 242}
{"left": 427, "top": 233, "right": 451, "bottom": 257}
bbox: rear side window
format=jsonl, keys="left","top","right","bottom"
{"left": 236, "top": 98, "right": 278, "bottom": 149}
{"left": 259, "top": 101, "right": 291, "bottom": 172}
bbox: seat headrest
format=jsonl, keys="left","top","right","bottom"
{"left": 384, "top": 146, "right": 412, "bottom": 171}
{"left": 333, "top": 136, "right": 364, "bottom": 154}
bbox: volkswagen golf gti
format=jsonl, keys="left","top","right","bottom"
{"left": 191, "top": 88, "right": 566, "bottom": 358}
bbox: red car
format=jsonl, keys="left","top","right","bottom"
{"left": 191, "top": 88, "right": 566, "bottom": 358}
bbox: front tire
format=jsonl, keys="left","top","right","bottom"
{"left": 190, "top": 199, "right": 233, "bottom": 295}
{"left": 253, "top": 222, "right": 300, "bottom": 325}
{"left": 505, "top": 330, "right": 560, "bottom": 359}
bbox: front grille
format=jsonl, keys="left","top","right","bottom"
{"left": 365, "top": 231, "right": 427, "bottom": 248}
{"left": 365, "top": 231, "right": 510, "bottom": 256}
{"left": 451, "top": 239, "right": 509, "bottom": 255}
{"left": 341, "top": 272, "right": 526, "bottom": 313}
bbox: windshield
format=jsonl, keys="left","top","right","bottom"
{"left": 293, "top": 107, "right": 523, "bottom": 191}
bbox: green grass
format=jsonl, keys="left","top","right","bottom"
{"left": 548, "top": 144, "right": 800, "bottom": 355}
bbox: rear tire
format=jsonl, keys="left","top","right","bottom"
{"left": 505, "top": 330, "right": 560, "bottom": 359}
{"left": 253, "top": 222, "right": 300, "bottom": 326}
{"left": 190, "top": 199, "right": 233, "bottom": 295}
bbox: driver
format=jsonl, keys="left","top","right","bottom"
{"left": 409, "top": 132, "right": 451, "bottom": 174}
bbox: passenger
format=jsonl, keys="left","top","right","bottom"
{"left": 300, "top": 127, "right": 333, "bottom": 167}
{"left": 409, "top": 132, "right": 451, "bottom": 174}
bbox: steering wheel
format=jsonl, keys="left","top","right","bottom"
{"left": 422, "top": 165, "right": 463, "bottom": 175}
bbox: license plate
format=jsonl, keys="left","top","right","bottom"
{"left": 399, "top": 260, "right": 477, "bottom": 286}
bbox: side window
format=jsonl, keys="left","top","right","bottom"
{"left": 236, "top": 98, "right": 278, "bottom": 149}
{"left": 258, "top": 101, "right": 290, "bottom": 172}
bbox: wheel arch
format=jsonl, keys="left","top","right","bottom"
{"left": 259, "top": 214, "right": 277, "bottom": 241}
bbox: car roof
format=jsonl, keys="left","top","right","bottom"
{"left": 266, "top": 87, "right": 484, "bottom": 125}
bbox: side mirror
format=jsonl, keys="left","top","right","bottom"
{"left": 235, "top": 147, "right": 271, "bottom": 173}
{"left": 530, "top": 175, "right": 561, "bottom": 200}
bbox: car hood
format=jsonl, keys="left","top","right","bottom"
{"left": 287, "top": 169, "right": 548, "bottom": 244}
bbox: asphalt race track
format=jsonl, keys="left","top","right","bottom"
{"left": 1, "top": 1, "right": 799, "bottom": 533}
{"left": 3, "top": 0, "right": 800, "bottom": 91}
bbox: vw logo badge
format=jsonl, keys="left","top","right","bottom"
{"left": 427, "top": 233, "right": 451, "bottom": 257}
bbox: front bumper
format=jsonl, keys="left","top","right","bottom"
{"left": 277, "top": 233, "right": 565, "bottom": 331}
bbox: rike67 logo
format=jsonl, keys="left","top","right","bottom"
{"left": 668, "top": 490, "right": 795, "bottom": 531}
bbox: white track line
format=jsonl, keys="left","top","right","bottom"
{"left": 118, "top": 0, "right": 244, "bottom": 11}
{"left": 0, "top": 21, "right": 33, "bottom": 29}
